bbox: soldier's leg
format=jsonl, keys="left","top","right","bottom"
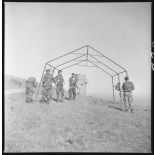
{"left": 128, "top": 95, "right": 134, "bottom": 112}
{"left": 29, "top": 91, "right": 33, "bottom": 102}
{"left": 25, "top": 88, "right": 29, "bottom": 102}
{"left": 56, "top": 86, "right": 60, "bottom": 102}
{"left": 60, "top": 87, "right": 64, "bottom": 103}
{"left": 41, "top": 87, "right": 47, "bottom": 103}
{"left": 46, "top": 88, "right": 52, "bottom": 103}
{"left": 123, "top": 94, "right": 129, "bottom": 111}
{"left": 27, "top": 88, "right": 31, "bottom": 103}
{"left": 68, "top": 89, "right": 72, "bottom": 100}
{"left": 73, "top": 88, "right": 76, "bottom": 100}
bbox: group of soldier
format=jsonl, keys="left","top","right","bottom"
{"left": 25, "top": 69, "right": 135, "bottom": 113}
{"left": 25, "top": 69, "right": 78, "bottom": 104}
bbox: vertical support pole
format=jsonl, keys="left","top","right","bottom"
{"left": 112, "top": 76, "right": 114, "bottom": 101}
{"left": 86, "top": 45, "right": 89, "bottom": 67}
{"left": 125, "top": 71, "right": 128, "bottom": 77}
{"left": 117, "top": 74, "right": 121, "bottom": 101}
{"left": 35, "top": 63, "right": 47, "bottom": 99}
{"left": 52, "top": 67, "right": 55, "bottom": 75}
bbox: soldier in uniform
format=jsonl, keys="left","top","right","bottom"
{"left": 41, "top": 69, "right": 55, "bottom": 103}
{"left": 68, "top": 73, "right": 77, "bottom": 100}
{"left": 122, "top": 76, "right": 135, "bottom": 113}
{"left": 55, "top": 70, "right": 65, "bottom": 103}
{"left": 25, "top": 77, "right": 37, "bottom": 103}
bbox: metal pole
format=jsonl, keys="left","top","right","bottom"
{"left": 61, "top": 59, "right": 86, "bottom": 70}
{"left": 46, "top": 45, "right": 87, "bottom": 64}
{"left": 88, "top": 60, "right": 113, "bottom": 77}
{"left": 112, "top": 70, "right": 126, "bottom": 77}
{"left": 52, "top": 67, "right": 55, "bottom": 75}
{"left": 112, "top": 76, "right": 114, "bottom": 101}
{"left": 117, "top": 74, "right": 122, "bottom": 101}
{"left": 88, "top": 54, "right": 118, "bottom": 74}
{"left": 86, "top": 45, "right": 89, "bottom": 67}
{"left": 46, "top": 63, "right": 59, "bottom": 71}
{"left": 55, "top": 54, "right": 86, "bottom": 68}
{"left": 35, "top": 63, "right": 47, "bottom": 99}
{"left": 125, "top": 71, "right": 128, "bottom": 77}
{"left": 89, "top": 45, "right": 126, "bottom": 71}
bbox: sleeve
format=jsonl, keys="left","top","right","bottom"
{"left": 131, "top": 82, "right": 135, "bottom": 90}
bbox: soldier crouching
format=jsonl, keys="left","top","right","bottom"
{"left": 25, "top": 77, "right": 37, "bottom": 103}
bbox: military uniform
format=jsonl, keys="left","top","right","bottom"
{"left": 68, "top": 75, "right": 77, "bottom": 100}
{"left": 41, "top": 72, "right": 55, "bottom": 103}
{"left": 25, "top": 77, "right": 37, "bottom": 103}
{"left": 122, "top": 80, "right": 135, "bottom": 112}
{"left": 55, "top": 74, "right": 64, "bottom": 102}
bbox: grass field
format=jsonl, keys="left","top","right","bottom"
{"left": 4, "top": 88, "right": 151, "bottom": 152}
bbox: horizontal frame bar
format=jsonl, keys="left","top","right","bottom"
{"left": 88, "top": 54, "right": 118, "bottom": 74}
{"left": 46, "top": 45, "right": 87, "bottom": 64}
{"left": 112, "top": 70, "right": 127, "bottom": 77}
{"left": 60, "top": 59, "right": 86, "bottom": 70}
{"left": 54, "top": 54, "right": 86, "bottom": 68}
{"left": 46, "top": 63, "right": 59, "bottom": 70}
{"left": 89, "top": 45, "right": 126, "bottom": 71}
{"left": 88, "top": 60, "right": 113, "bottom": 77}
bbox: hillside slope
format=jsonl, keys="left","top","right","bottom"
{"left": 5, "top": 89, "right": 151, "bottom": 152}
{"left": 5, "top": 74, "right": 26, "bottom": 89}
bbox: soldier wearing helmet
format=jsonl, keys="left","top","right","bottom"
{"left": 54, "top": 70, "right": 65, "bottom": 103}
{"left": 68, "top": 73, "right": 77, "bottom": 100}
{"left": 122, "top": 76, "right": 135, "bottom": 112}
{"left": 41, "top": 68, "right": 55, "bottom": 103}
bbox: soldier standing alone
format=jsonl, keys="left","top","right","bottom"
{"left": 68, "top": 73, "right": 77, "bottom": 100}
{"left": 55, "top": 70, "right": 65, "bottom": 103}
{"left": 122, "top": 76, "right": 135, "bottom": 113}
{"left": 41, "top": 69, "right": 55, "bottom": 104}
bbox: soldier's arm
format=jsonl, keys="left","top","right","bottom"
{"left": 42, "top": 75, "right": 46, "bottom": 84}
{"left": 132, "top": 82, "right": 135, "bottom": 90}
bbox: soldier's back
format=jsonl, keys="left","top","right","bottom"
{"left": 123, "top": 81, "right": 134, "bottom": 92}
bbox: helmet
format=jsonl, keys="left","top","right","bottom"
{"left": 58, "top": 70, "right": 62, "bottom": 73}
{"left": 46, "top": 69, "right": 50, "bottom": 72}
{"left": 124, "top": 76, "right": 129, "bottom": 80}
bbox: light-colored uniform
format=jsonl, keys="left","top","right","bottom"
{"left": 122, "top": 81, "right": 135, "bottom": 111}
{"left": 42, "top": 73, "right": 55, "bottom": 103}
{"left": 25, "top": 77, "right": 37, "bottom": 102}
{"left": 55, "top": 75, "right": 64, "bottom": 102}
{"left": 68, "top": 76, "right": 77, "bottom": 100}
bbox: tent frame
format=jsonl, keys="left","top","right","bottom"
{"left": 36, "top": 45, "right": 128, "bottom": 100}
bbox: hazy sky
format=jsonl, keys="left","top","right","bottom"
{"left": 5, "top": 2, "right": 151, "bottom": 99}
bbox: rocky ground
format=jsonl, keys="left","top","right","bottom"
{"left": 4, "top": 88, "right": 151, "bottom": 152}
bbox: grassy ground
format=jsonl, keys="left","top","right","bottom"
{"left": 4, "top": 89, "right": 151, "bottom": 152}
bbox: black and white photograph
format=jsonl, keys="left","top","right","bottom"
{"left": 3, "top": 1, "right": 152, "bottom": 153}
